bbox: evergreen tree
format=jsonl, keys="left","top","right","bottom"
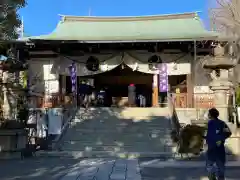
{"left": 0, "top": 0, "right": 26, "bottom": 40}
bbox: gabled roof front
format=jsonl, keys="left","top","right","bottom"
{"left": 28, "top": 12, "right": 219, "bottom": 42}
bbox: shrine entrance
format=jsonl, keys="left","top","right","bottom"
{"left": 62, "top": 64, "right": 188, "bottom": 108}
{"left": 93, "top": 64, "right": 153, "bottom": 107}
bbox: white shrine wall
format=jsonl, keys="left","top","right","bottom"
{"left": 28, "top": 58, "right": 59, "bottom": 95}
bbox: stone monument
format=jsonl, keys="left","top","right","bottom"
{"left": 203, "top": 43, "right": 236, "bottom": 122}
{"left": 203, "top": 43, "right": 240, "bottom": 155}
{"left": 0, "top": 47, "right": 29, "bottom": 158}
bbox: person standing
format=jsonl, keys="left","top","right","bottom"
{"left": 128, "top": 84, "right": 136, "bottom": 107}
{"left": 205, "top": 108, "right": 232, "bottom": 180}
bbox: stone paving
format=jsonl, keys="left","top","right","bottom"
{"left": 60, "top": 158, "right": 141, "bottom": 180}
{"left": 139, "top": 157, "right": 240, "bottom": 180}
{"left": 0, "top": 156, "right": 81, "bottom": 180}
{"left": 1, "top": 156, "right": 240, "bottom": 180}
{"left": 0, "top": 157, "right": 141, "bottom": 180}
{"left": 140, "top": 167, "right": 240, "bottom": 180}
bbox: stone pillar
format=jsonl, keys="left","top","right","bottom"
{"left": 203, "top": 44, "right": 240, "bottom": 156}
{"left": 2, "top": 71, "right": 11, "bottom": 119}
{"left": 209, "top": 69, "right": 233, "bottom": 122}
{"left": 211, "top": 86, "right": 230, "bottom": 121}
{"left": 152, "top": 74, "right": 159, "bottom": 107}
{"left": 203, "top": 44, "right": 235, "bottom": 123}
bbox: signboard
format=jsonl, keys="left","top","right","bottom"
{"left": 44, "top": 80, "right": 59, "bottom": 94}
{"left": 69, "top": 63, "right": 77, "bottom": 93}
{"left": 159, "top": 63, "right": 168, "bottom": 92}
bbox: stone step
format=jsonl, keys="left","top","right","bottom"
{"left": 58, "top": 137, "right": 175, "bottom": 152}
{"left": 59, "top": 108, "right": 173, "bottom": 156}
{"left": 60, "top": 145, "right": 175, "bottom": 153}
{"left": 66, "top": 127, "right": 172, "bottom": 133}
{"left": 60, "top": 139, "right": 174, "bottom": 147}
{"left": 72, "top": 116, "right": 170, "bottom": 121}
{"left": 69, "top": 125, "right": 172, "bottom": 132}
{"left": 62, "top": 132, "right": 172, "bottom": 142}
{"left": 37, "top": 150, "right": 176, "bottom": 158}
{"left": 70, "top": 121, "right": 171, "bottom": 129}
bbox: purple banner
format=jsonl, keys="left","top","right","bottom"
{"left": 159, "top": 63, "right": 168, "bottom": 92}
{"left": 69, "top": 63, "right": 77, "bottom": 94}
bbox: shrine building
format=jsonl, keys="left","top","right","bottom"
{"left": 17, "top": 12, "right": 220, "bottom": 108}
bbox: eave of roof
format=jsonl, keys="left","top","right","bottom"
{"left": 22, "top": 12, "right": 220, "bottom": 43}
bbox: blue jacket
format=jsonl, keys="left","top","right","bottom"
{"left": 206, "top": 119, "right": 232, "bottom": 160}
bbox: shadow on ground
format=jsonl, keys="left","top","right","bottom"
{"left": 0, "top": 156, "right": 115, "bottom": 180}
{"left": 0, "top": 156, "right": 81, "bottom": 180}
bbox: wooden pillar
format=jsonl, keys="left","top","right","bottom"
{"left": 59, "top": 75, "right": 66, "bottom": 104}
{"left": 61, "top": 75, "right": 66, "bottom": 94}
{"left": 152, "top": 74, "right": 159, "bottom": 107}
{"left": 186, "top": 74, "right": 193, "bottom": 108}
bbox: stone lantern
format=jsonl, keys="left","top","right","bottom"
{"left": 203, "top": 43, "right": 236, "bottom": 122}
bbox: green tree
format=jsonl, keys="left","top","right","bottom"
{"left": 0, "top": 0, "right": 26, "bottom": 40}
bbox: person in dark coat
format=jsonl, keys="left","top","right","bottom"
{"left": 205, "top": 108, "right": 232, "bottom": 180}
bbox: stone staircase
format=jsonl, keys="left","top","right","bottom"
{"left": 56, "top": 107, "right": 176, "bottom": 157}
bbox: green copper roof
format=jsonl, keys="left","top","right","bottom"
{"left": 29, "top": 12, "right": 219, "bottom": 42}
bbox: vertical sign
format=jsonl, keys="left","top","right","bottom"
{"left": 69, "top": 62, "right": 77, "bottom": 94}
{"left": 159, "top": 63, "right": 168, "bottom": 92}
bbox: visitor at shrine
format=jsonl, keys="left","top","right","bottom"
{"left": 85, "top": 82, "right": 93, "bottom": 107}
{"left": 104, "top": 87, "right": 112, "bottom": 107}
{"left": 205, "top": 108, "right": 232, "bottom": 180}
{"left": 136, "top": 85, "right": 146, "bottom": 107}
{"left": 128, "top": 84, "right": 136, "bottom": 107}
{"left": 78, "top": 81, "right": 86, "bottom": 107}
{"left": 97, "top": 88, "right": 106, "bottom": 106}
{"left": 79, "top": 81, "right": 92, "bottom": 108}
{"left": 138, "top": 94, "right": 146, "bottom": 107}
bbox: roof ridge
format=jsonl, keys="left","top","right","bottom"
{"left": 59, "top": 12, "right": 199, "bottom": 22}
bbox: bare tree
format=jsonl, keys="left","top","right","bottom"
{"left": 209, "top": 0, "right": 240, "bottom": 35}
{"left": 209, "top": 0, "right": 240, "bottom": 81}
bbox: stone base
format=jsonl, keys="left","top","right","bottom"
{"left": 0, "top": 129, "right": 28, "bottom": 159}
{"left": 225, "top": 131, "right": 240, "bottom": 156}
{"left": 0, "top": 151, "right": 22, "bottom": 159}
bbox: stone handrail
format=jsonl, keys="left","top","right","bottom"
{"left": 51, "top": 103, "right": 77, "bottom": 150}
{"left": 167, "top": 93, "right": 181, "bottom": 135}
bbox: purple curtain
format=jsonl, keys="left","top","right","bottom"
{"left": 159, "top": 63, "right": 168, "bottom": 92}
{"left": 69, "top": 62, "right": 77, "bottom": 94}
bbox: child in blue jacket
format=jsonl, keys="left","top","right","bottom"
{"left": 205, "top": 108, "right": 232, "bottom": 180}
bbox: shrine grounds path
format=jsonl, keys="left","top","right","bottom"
{"left": 1, "top": 156, "right": 240, "bottom": 180}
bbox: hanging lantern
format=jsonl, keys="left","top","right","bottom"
{"left": 86, "top": 56, "right": 99, "bottom": 71}
{"left": 148, "top": 55, "right": 162, "bottom": 70}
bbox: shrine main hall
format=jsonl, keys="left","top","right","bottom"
{"left": 18, "top": 12, "right": 220, "bottom": 108}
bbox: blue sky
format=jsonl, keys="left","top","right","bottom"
{"left": 19, "top": 0, "right": 209, "bottom": 36}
